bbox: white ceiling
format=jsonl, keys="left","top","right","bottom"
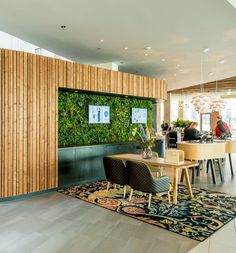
{"left": 0, "top": 0, "right": 236, "bottom": 90}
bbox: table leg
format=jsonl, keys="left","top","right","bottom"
{"left": 183, "top": 168, "right": 193, "bottom": 199}
{"left": 173, "top": 168, "right": 179, "bottom": 204}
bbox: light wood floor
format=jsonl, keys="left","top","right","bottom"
{"left": 0, "top": 155, "right": 236, "bottom": 253}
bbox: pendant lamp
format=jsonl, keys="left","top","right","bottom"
{"left": 191, "top": 49, "right": 212, "bottom": 113}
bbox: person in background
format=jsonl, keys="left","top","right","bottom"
{"left": 215, "top": 115, "right": 231, "bottom": 138}
{"left": 184, "top": 122, "right": 201, "bottom": 141}
{"left": 183, "top": 121, "right": 192, "bottom": 141}
{"left": 161, "top": 120, "right": 165, "bottom": 130}
{"left": 163, "top": 122, "right": 169, "bottom": 131}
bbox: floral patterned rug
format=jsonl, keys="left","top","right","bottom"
{"left": 59, "top": 181, "right": 236, "bottom": 241}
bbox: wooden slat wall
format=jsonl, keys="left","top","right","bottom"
{"left": 0, "top": 48, "right": 167, "bottom": 198}
{"left": 0, "top": 50, "right": 58, "bottom": 198}
{"left": 171, "top": 76, "right": 236, "bottom": 94}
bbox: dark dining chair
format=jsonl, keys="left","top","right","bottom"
{"left": 103, "top": 157, "right": 129, "bottom": 198}
{"left": 126, "top": 160, "right": 171, "bottom": 208}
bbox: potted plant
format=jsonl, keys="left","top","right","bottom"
{"left": 129, "top": 125, "right": 156, "bottom": 159}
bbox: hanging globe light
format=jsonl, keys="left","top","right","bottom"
{"left": 190, "top": 49, "right": 213, "bottom": 114}
{"left": 191, "top": 95, "right": 212, "bottom": 113}
{"left": 211, "top": 97, "right": 226, "bottom": 112}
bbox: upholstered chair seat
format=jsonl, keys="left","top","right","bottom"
{"left": 103, "top": 157, "right": 129, "bottom": 198}
{"left": 126, "top": 160, "right": 171, "bottom": 208}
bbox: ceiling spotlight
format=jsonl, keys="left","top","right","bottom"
{"left": 60, "top": 25, "right": 66, "bottom": 29}
{"left": 161, "top": 58, "right": 166, "bottom": 62}
{"left": 144, "top": 46, "right": 151, "bottom": 51}
{"left": 99, "top": 39, "right": 104, "bottom": 43}
{"left": 203, "top": 48, "right": 209, "bottom": 53}
{"left": 145, "top": 53, "right": 149, "bottom": 56}
{"left": 208, "top": 72, "right": 214, "bottom": 76}
{"left": 124, "top": 47, "right": 128, "bottom": 50}
{"left": 219, "top": 59, "right": 225, "bottom": 64}
{"left": 177, "top": 64, "right": 181, "bottom": 67}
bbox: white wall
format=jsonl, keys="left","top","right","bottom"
{"left": 0, "top": 31, "right": 70, "bottom": 61}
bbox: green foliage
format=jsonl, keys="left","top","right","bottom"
{"left": 58, "top": 91, "right": 153, "bottom": 147}
{"left": 172, "top": 118, "right": 191, "bottom": 128}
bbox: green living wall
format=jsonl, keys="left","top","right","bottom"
{"left": 58, "top": 90, "right": 153, "bottom": 147}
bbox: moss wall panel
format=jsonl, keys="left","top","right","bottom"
{"left": 58, "top": 91, "right": 153, "bottom": 147}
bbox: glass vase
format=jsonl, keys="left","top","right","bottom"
{"left": 142, "top": 147, "right": 153, "bottom": 159}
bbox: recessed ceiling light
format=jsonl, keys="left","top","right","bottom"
{"left": 145, "top": 53, "right": 149, "bottom": 56}
{"left": 203, "top": 48, "right": 209, "bottom": 53}
{"left": 208, "top": 72, "right": 214, "bottom": 76}
{"left": 227, "top": 0, "right": 236, "bottom": 8}
{"left": 177, "top": 64, "right": 181, "bottom": 67}
{"left": 179, "top": 69, "right": 183, "bottom": 72}
{"left": 124, "top": 47, "right": 128, "bottom": 50}
{"left": 219, "top": 59, "right": 225, "bottom": 64}
{"left": 144, "top": 46, "right": 151, "bottom": 51}
{"left": 161, "top": 58, "right": 166, "bottom": 62}
{"left": 100, "top": 39, "right": 104, "bottom": 43}
{"left": 60, "top": 25, "right": 66, "bottom": 29}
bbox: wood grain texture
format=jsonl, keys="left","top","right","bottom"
{"left": 0, "top": 48, "right": 167, "bottom": 198}
{"left": 177, "top": 142, "right": 226, "bottom": 160}
{"left": 171, "top": 76, "right": 236, "bottom": 94}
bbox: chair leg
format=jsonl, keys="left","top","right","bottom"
{"left": 180, "top": 169, "right": 184, "bottom": 183}
{"left": 148, "top": 193, "right": 152, "bottom": 208}
{"left": 191, "top": 167, "right": 195, "bottom": 184}
{"left": 209, "top": 159, "right": 216, "bottom": 184}
{"left": 196, "top": 161, "right": 200, "bottom": 176}
{"left": 229, "top": 154, "right": 234, "bottom": 176}
{"left": 106, "top": 182, "right": 110, "bottom": 192}
{"left": 167, "top": 184, "right": 172, "bottom": 204}
{"left": 206, "top": 159, "right": 210, "bottom": 173}
{"left": 129, "top": 189, "right": 133, "bottom": 201}
{"left": 159, "top": 167, "right": 163, "bottom": 176}
{"left": 217, "top": 159, "right": 224, "bottom": 182}
{"left": 123, "top": 185, "right": 126, "bottom": 198}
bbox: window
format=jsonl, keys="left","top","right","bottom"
{"left": 201, "top": 113, "right": 211, "bottom": 131}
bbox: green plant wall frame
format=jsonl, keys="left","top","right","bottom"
{"left": 58, "top": 90, "right": 153, "bottom": 147}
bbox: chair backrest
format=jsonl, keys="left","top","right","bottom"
{"left": 126, "top": 160, "right": 154, "bottom": 193}
{"left": 103, "top": 157, "right": 128, "bottom": 185}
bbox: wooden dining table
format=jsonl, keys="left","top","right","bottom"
{"left": 109, "top": 153, "right": 199, "bottom": 204}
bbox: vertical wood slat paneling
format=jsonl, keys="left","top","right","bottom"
{"left": 0, "top": 48, "right": 167, "bottom": 199}
{"left": 0, "top": 49, "right": 2, "bottom": 198}
{"left": 0, "top": 50, "right": 58, "bottom": 198}
{"left": 23, "top": 52, "right": 28, "bottom": 194}
{"left": 4, "top": 50, "right": 8, "bottom": 197}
